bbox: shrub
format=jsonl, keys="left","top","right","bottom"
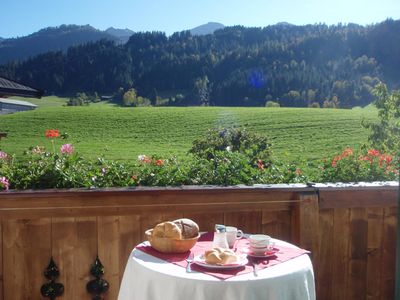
{"left": 265, "top": 101, "right": 280, "bottom": 107}
{"left": 319, "top": 147, "right": 399, "bottom": 182}
{"left": 189, "top": 128, "right": 273, "bottom": 167}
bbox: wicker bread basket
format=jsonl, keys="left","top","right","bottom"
{"left": 145, "top": 229, "right": 200, "bottom": 253}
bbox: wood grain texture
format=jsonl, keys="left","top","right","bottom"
{"left": 52, "top": 217, "right": 78, "bottom": 299}
{"left": 293, "top": 192, "right": 319, "bottom": 258}
{"left": 380, "top": 207, "right": 397, "bottom": 300}
{"left": 366, "top": 208, "right": 384, "bottom": 300}
{"left": 118, "top": 215, "right": 141, "bottom": 284}
{"left": 262, "top": 210, "right": 292, "bottom": 241}
{"left": 319, "top": 188, "right": 397, "bottom": 209}
{"left": 98, "top": 216, "right": 120, "bottom": 300}
{"left": 183, "top": 212, "right": 224, "bottom": 233}
{"left": 348, "top": 208, "right": 368, "bottom": 300}
{"left": 224, "top": 211, "right": 262, "bottom": 234}
{"left": 317, "top": 209, "right": 334, "bottom": 300}
{"left": 3, "top": 218, "right": 51, "bottom": 300}
{"left": 331, "top": 209, "right": 350, "bottom": 300}
{"left": 0, "top": 185, "right": 397, "bottom": 300}
{"left": 76, "top": 217, "right": 97, "bottom": 299}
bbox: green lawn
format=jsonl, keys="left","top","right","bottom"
{"left": 0, "top": 101, "right": 378, "bottom": 166}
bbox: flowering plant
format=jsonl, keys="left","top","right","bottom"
{"left": 0, "top": 176, "right": 9, "bottom": 191}
{"left": 320, "top": 147, "right": 399, "bottom": 182}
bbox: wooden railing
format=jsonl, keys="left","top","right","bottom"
{"left": 0, "top": 184, "right": 397, "bottom": 299}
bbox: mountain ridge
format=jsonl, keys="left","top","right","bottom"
{"left": 0, "top": 24, "right": 119, "bottom": 64}
{"left": 190, "top": 22, "right": 225, "bottom": 35}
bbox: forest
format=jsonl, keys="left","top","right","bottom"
{"left": 1, "top": 19, "right": 399, "bottom": 108}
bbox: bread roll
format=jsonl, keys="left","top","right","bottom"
{"left": 173, "top": 218, "right": 199, "bottom": 238}
{"left": 204, "top": 248, "right": 240, "bottom": 265}
{"left": 152, "top": 221, "right": 182, "bottom": 239}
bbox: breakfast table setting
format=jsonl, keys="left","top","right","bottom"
{"left": 118, "top": 219, "right": 316, "bottom": 300}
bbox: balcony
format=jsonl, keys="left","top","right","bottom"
{"left": 0, "top": 183, "right": 397, "bottom": 299}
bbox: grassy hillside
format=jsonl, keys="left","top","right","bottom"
{"left": 0, "top": 103, "right": 377, "bottom": 166}
{"left": 11, "top": 95, "right": 69, "bottom": 108}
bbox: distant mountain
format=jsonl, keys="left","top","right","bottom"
{"left": 190, "top": 22, "right": 225, "bottom": 35}
{"left": 0, "top": 37, "right": 3, "bottom": 42}
{"left": 275, "top": 22, "right": 295, "bottom": 27}
{"left": 105, "top": 27, "right": 134, "bottom": 44}
{"left": 0, "top": 24, "right": 118, "bottom": 64}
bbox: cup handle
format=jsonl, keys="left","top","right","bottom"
{"left": 236, "top": 230, "right": 244, "bottom": 239}
{"left": 269, "top": 241, "right": 276, "bottom": 250}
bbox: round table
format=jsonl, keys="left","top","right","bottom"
{"left": 118, "top": 238, "right": 316, "bottom": 300}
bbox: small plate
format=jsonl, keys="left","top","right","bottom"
{"left": 193, "top": 254, "right": 248, "bottom": 269}
{"left": 242, "top": 247, "right": 279, "bottom": 258}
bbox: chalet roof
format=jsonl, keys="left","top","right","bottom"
{"left": 0, "top": 76, "right": 43, "bottom": 98}
{"left": 0, "top": 97, "right": 37, "bottom": 108}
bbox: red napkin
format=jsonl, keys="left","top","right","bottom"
{"left": 136, "top": 232, "right": 310, "bottom": 280}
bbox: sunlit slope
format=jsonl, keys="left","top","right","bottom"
{"left": 0, "top": 106, "right": 377, "bottom": 163}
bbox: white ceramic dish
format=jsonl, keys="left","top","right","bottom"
{"left": 193, "top": 254, "right": 248, "bottom": 269}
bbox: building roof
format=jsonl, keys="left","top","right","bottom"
{"left": 0, "top": 76, "right": 44, "bottom": 98}
{"left": 0, "top": 97, "right": 37, "bottom": 108}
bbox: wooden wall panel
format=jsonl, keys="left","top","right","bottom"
{"left": 317, "top": 209, "right": 334, "bottom": 300}
{"left": 0, "top": 186, "right": 397, "bottom": 300}
{"left": 98, "top": 216, "right": 120, "bottom": 300}
{"left": 261, "top": 210, "right": 292, "bottom": 241}
{"left": 184, "top": 212, "right": 224, "bottom": 233}
{"left": 348, "top": 208, "right": 368, "bottom": 300}
{"left": 366, "top": 208, "right": 384, "bottom": 300}
{"left": 331, "top": 209, "right": 350, "bottom": 300}
{"left": 380, "top": 207, "right": 397, "bottom": 300}
{"left": 52, "top": 217, "right": 78, "bottom": 299}
{"left": 224, "top": 211, "right": 262, "bottom": 234}
{"left": 118, "top": 215, "right": 141, "bottom": 284}
{"left": 76, "top": 217, "right": 97, "bottom": 299}
{"left": 3, "top": 219, "right": 51, "bottom": 300}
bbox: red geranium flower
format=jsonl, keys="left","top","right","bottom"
{"left": 367, "top": 149, "right": 380, "bottom": 157}
{"left": 155, "top": 159, "right": 164, "bottom": 166}
{"left": 45, "top": 129, "right": 60, "bottom": 138}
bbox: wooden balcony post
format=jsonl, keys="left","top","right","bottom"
{"left": 291, "top": 191, "right": 320, "bottom": 261}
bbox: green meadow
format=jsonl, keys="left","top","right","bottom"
{"left": 0, "top": 97, "right": 378, "bottom": 166}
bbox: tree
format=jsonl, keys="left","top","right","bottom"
{"left": 122, "top": 89, "right": 137, "bottom": 106}
{"left": 363, "top": 83, "right": 400, "bottom": 153}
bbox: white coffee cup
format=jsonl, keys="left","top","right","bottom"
{"left": 225, "top": 226, "right": 244, "bottom": 248}
{"left": 249, "top": 234, "right": 275, "bottom": 254}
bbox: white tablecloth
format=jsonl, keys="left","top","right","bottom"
{"left": 118, "top": 239, "right": 316, "bottom": 300}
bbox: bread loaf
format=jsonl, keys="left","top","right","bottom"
{"left": 152, "top": 221, "right": 182, "bottom": 239}
{"left": 173, "top": 218, "right": 199, "bottom": 239}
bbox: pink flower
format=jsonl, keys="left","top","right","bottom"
{"left": 0, "top": 177, "right": 9, "bottom": 191}
{"left": 0, "top": 151, "right": 8, "bottom": 160}
{"left": 60, "top": 144, "right": 74, "bottom": 155}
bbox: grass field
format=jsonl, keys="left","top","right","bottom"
{"left": 0, "top": 97, "right": 378, "bottom": 167}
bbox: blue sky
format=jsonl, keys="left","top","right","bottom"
{"left": 1, "top": 0, "right": 400, "bottom": 38}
